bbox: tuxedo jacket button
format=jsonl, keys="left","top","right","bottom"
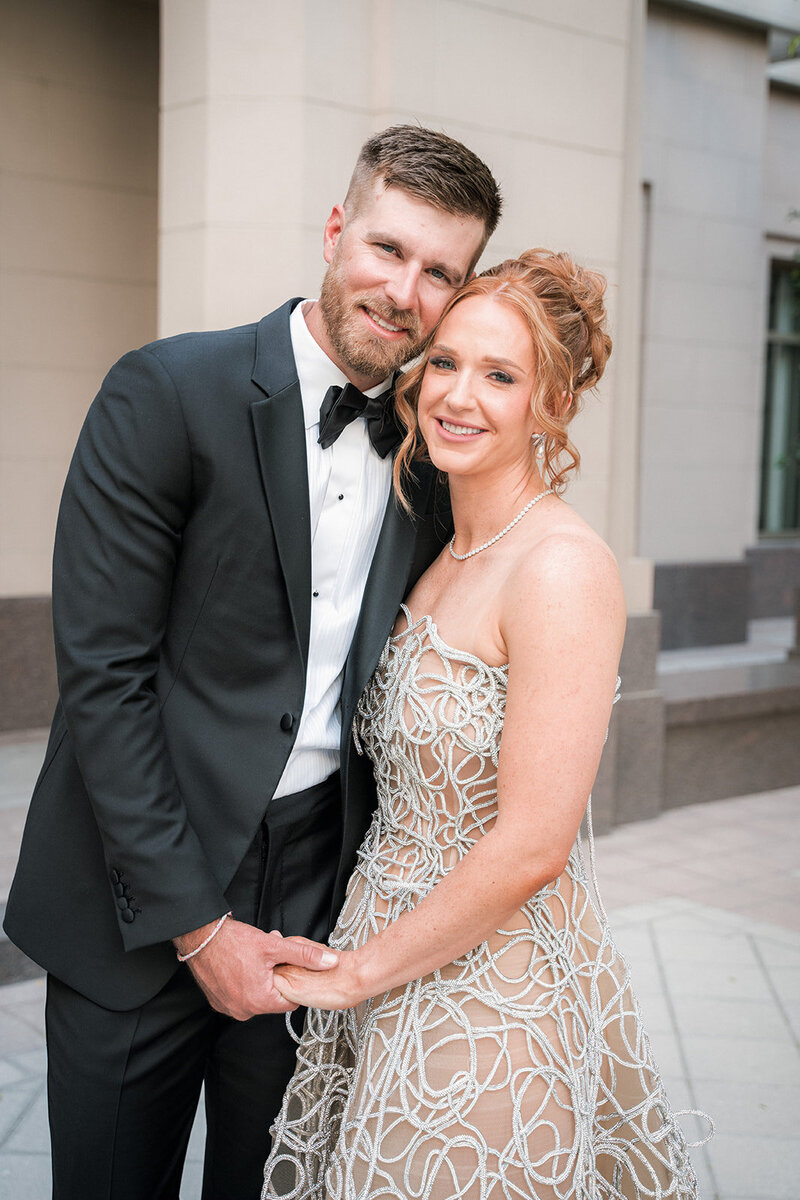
{"left": 280, "top": 712, "right": 294, "bottom": 732}
{"left": 110, "top": 869, "right": 120, "bottom": 884}
{"left": 121, "top": 908, "right": 136, "bottom": 924}
{"left": 117, "top": 896, "right": 129, "bottom": 910}
{"left": 114, "top": 882, "right": 125, "bottom": 897}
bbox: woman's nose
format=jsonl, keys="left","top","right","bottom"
{"left": 444, "top": 373, "right": 474, "bottom": 411}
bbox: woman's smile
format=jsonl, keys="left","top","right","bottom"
{"left": 436, "top": 418, "right": 487, "bottom": 438}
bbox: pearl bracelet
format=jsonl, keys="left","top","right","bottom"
{"left": 176, "top": 911, "right": 232, "bottom": 962}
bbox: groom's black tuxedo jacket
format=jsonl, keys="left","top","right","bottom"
{"left": 4, "top": 299, "right": 448, "bottom": 1011}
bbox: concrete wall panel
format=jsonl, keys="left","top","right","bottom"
{"left": 639, "top": 5, "right": 769, "bottom": 562}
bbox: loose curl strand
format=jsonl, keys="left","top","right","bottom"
{"left": 392, "top": 248, "right": 612, "bottom": 513}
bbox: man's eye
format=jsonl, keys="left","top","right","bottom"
{"left": 377, "top": 243, "right": 397, "bottom": 256}
{"left": 428, "top": 268, "right": 451, "bottom": 284}
{"left": 429, "top": 355, "right": 456, "bottom": 371}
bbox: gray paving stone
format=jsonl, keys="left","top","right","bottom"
{"left": 752, "top": 936, "right": 800, "bottom": 969}
{"left": 707, "top": 1133, "right": 800, "bottom": 1199}
{"left": 0, "top": 980, "right": 46, "bottom": 1011}
{"left": 658, "top": 1073, "right": 695, "bottom": 1114}
{"left": 608, "top": 897, "right": 696, "bottom": 925}
{"left": 185, "top": 1090, "right": 206, "bottom": 1162}
{"left": 691, "top": 1147, "right": 720, "bottom": 1200}
{"left": 652, "top": 928, "right": 761, "bottom": 968}
{"left": 0, "top": 1152, "right": 51, "bottom": 1200}
{"left": 691, "top": 1079, "right": 800, "bottom": 1140}
{"left": 631, "top": 990, "right": 674, "bottom": 1035}
{"left": 0, "top": 991, "right": 46, "bottom": 1037}
{"left": 762, "top": 965, "right": 800, "bottom": 1011}
{"left": 0, "top": 1012, "right": 45, "bottom": 1056}
{"left": 5, "top": 1049, "right": 46, "bottom": 1077}
{"left": 683, "top": 1035, "right": 800, "bottom": 1085}
{"left": 608, "top": 922, "right": 659, "bottom": 963}
{"left": 0, "top": 1081, "right": 39, "bottom": 1147}
{"left": 0, "top": 1060, "right": 24, "bottom": 1087}
{"left": 661, "top": 959, "right": 774, "bottom": 1003}
{"left": 180, "top": 1155, "right": 204, "bottom": 1198}
{"left": 669, "top": 994, "right": 789, "bottom": 1041}
{"left": 4, "top": 1086, "right": 48, "bottom": 1153}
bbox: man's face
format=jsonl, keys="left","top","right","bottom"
{"left": 315, "top": 182, "right": 486, "bottom": 388}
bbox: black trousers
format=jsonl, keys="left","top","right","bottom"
{"left": 46, "top": 774, "right": 342, "bottom": 1200}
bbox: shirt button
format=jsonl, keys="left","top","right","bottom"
{"left": 338, "top": 494, "right": 344, "bottom": 500}
{"left": 312, "top": 590, "right": 319, "bottom": 598}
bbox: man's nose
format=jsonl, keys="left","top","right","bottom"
{"left": 384, "top": 262, "right": 420, "bottom": 313}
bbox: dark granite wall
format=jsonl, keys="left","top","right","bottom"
{"left": 746, "top": 542, "right": 800, "bottom": 619}
{"left": 654, "top": 560, "right": 750, "bottom": 649}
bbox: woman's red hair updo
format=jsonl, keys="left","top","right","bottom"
{"left": 392, "top": 248, "right": 613, "bottom": 511}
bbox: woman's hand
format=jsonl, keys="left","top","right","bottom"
{"left": 272, "top": 939, "right": 368, "bottom": 1011}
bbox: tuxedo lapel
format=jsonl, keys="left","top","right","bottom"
{"left": 250, "top": 300, "right": 312, "bottom": 671}
{"left": 341, "top": 462, "right": 435, "bottom": 727}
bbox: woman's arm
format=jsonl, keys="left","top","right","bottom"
{"left": 275, "top": 529, "right": 626, "bottom": 1010}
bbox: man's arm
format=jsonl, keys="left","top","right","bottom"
{"left": 53, "top": 347, "right": 230, "bottom": 949}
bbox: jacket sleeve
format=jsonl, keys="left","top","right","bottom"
{"left": 52, "top": 346, "right": 229, "bottom": 952}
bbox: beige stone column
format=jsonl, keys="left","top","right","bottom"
{"left": 160, "top": 0, "right": 305, "bottom": 333}
{"left": 606, "top": 0, "right": 654, "bottom": 613}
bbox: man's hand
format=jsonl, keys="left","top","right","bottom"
{"left": 172, "top": 918, "right": 338, "bottom": 1021}
{"left": 272, "top": 937, "right": 368, "bottom": 1011}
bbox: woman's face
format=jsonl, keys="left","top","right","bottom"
{"left": 417, "top": 294, "right": 539, "bottom": 481}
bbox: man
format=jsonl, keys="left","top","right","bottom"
{"left": 5, "top": 125, "right": 502, "bottom": 1198}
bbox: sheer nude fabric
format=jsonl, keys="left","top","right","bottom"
{"left": 263, "top": 608, "right": 701, "bottom": 1199}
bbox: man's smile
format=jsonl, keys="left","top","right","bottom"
{"left": 363, "top": 306, "right": 406, "bottom": 334}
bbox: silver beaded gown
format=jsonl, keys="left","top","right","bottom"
{"left": 262, "top": 606, "right": 703, "bottom": 1200}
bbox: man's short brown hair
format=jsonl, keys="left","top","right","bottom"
{"left": 345, "top": 124, "right": 502, "bottom": 257}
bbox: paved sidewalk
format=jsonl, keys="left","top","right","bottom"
{"left": 0, "top": 734, "right": 798, "bottom": 1198}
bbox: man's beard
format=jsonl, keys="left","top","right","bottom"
{"left": 318, "top": 258, "right": 425, "bottom": 380}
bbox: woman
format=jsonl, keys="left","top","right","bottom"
{"left": 262, "top": 250, "right": 704, "bottom": 1199}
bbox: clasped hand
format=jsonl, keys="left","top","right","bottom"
{"left": 174, "top": 917, "right": 344, "bottom": 1021}
{"left": 272, "top": 936, "right": 367, "bottom": 1011}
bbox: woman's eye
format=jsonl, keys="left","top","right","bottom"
{"left": 489, "top": 370, "right": 514, "bottom": 384}
{"left": 429, "top": 356, "right": 456, "bottom": 371}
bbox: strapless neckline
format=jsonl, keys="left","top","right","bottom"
{"left": 390, "top": 602, "right": 509, "bottom": 676}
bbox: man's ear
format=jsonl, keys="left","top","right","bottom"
{"left": 322, "top": 204, "right": 346, "bottom": 264}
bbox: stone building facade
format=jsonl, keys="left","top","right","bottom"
{"left": 1, "top": 0, "right": 799, "bottom": 739}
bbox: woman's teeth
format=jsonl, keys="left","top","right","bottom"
{"left": 441, "top": 420, "right": 483, "bottom": 436}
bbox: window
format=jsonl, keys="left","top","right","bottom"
{"left": 760, "top": 259, "right": 800, "bottom": 534}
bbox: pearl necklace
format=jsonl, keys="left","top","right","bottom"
{"left": 448, "top": 489, "right": 554, "bottom": 560}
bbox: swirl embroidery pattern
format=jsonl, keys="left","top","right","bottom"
{"left": 263, "top": 607, "right": 703, "bottom": 1199}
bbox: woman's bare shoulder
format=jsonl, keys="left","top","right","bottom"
{"left": 500, "top": 507, "right": 625, "bottom": 644}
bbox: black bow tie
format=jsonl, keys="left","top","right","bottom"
{"left": 317, "top": 383, "right": 401, "bottom": 459}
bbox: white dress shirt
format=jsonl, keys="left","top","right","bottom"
{"left": 273, "top": 302, "right": 394, "bottom": 799}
